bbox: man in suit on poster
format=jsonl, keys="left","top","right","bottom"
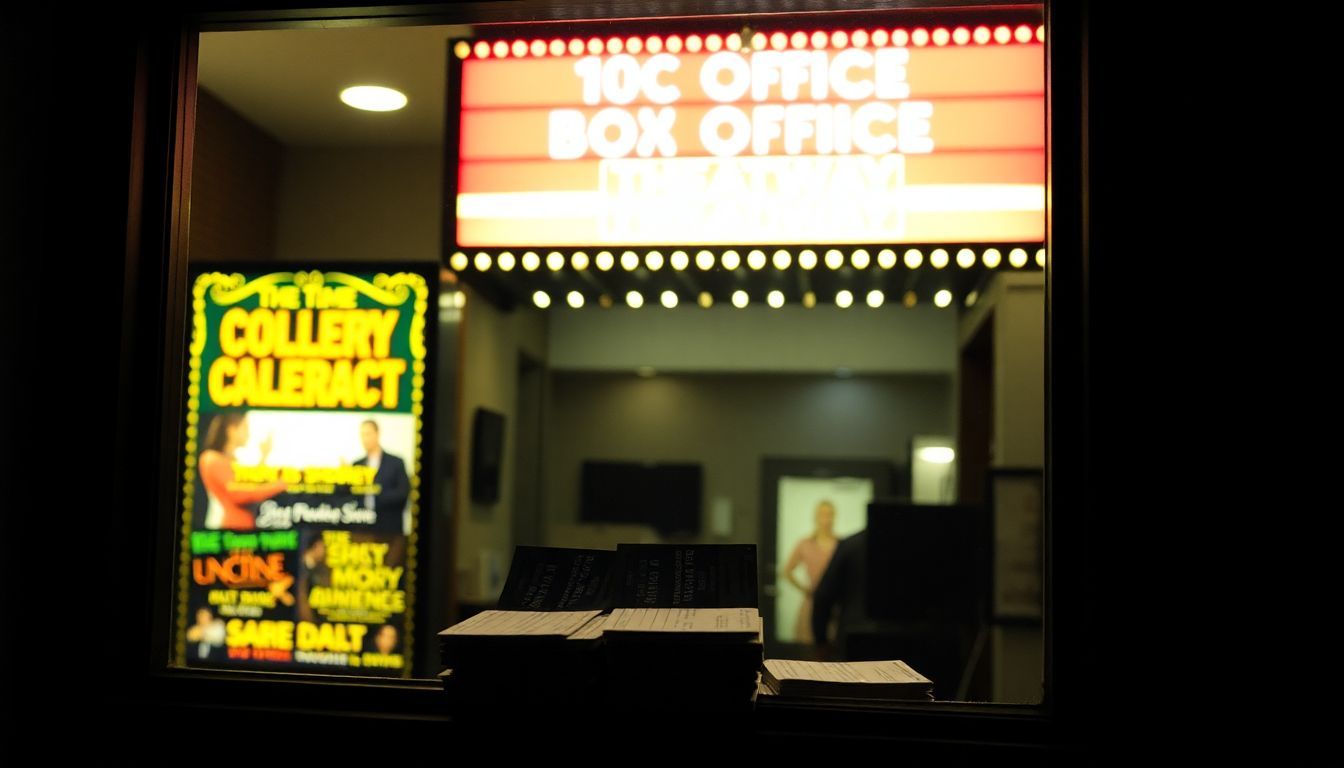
{"left": 354, "top": 419, "right": 410, "bottom": 535}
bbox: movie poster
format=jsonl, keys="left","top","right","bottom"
{"left": 176, "top": 267, "right": 433, "bottom": 678}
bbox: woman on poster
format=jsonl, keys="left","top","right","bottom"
{"left": 199, "top": 410, "right": 286, "bottom": 530}
{"left": 780, "top": 499, "right": 840, "bottom": 644}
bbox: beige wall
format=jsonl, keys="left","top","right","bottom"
{"left": 549, "top": 304, "right": 957, "bottom": 374}
{"left": 993, "top": 275, "right": 1045, "bottom": 468}
{"left": 454, "top": 288, "right": 547, "bottom": 603}
{"left": 544, "top": 371, "right": 952, "bottom": 548}
{"left": 276, "top": 145, "right": 442, "bottom": 264}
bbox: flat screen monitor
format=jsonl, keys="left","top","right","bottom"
{"left": 580, "top": 461, "right": 702, "bottom": 536}
{"left": 864, "top": 502, "right": 989, "bottom": 625}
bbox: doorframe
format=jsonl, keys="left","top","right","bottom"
{"left": 759, "top": 457, "right": 902, "bottom": 651}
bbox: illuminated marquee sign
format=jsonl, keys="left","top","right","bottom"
{"left": 452, "top": 22, "right": 1044, "bottom": 247}
{"left": 175, "top": 266, "right": 434, "bottom": 678}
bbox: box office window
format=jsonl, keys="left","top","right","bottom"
{"left": 170, "top": 1, "right": 1050, "bottom": 706}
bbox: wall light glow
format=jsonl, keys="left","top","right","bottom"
{"left": 918, "top": 446, "right": 956, "bottom": 464}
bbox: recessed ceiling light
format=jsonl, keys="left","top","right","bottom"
{"left": 340, "top": 85, "right": 407, "bottom": 112}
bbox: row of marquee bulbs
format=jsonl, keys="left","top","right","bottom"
{"left": 455, "top": 25, "right": 1045, "bottom": 60}
{"left": 451, "top": 246, "right": 1046, "bottom": 273}
{"left": 532, "top": 287, "right": 964, "bottom": 310}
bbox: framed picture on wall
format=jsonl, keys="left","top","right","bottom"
{"left": 990, "top": 468, "right": 1043, "bottom": 622}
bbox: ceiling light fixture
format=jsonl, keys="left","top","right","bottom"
{"left": 340, "top": 85, "right": 407, "bottom": 112}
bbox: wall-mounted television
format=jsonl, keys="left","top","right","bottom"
{"left": 580, "top": 461, "right": 702, "bottom": 536}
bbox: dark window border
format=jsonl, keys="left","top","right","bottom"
{"left": 111, "top": 0, "right": 1090, "bottom": 749}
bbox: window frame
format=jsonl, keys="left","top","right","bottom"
{"left": 120, "top": 0, "right": 1090, "bottom": 747}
